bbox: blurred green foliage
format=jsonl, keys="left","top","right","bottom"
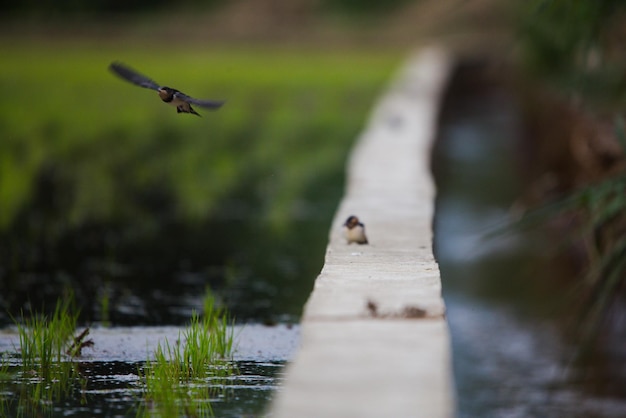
{"left": 516, "top": 0, "right": 626, "bottom": 348}
{"left": 0, "top": 43, "right": 398, "bottom": 323}
{"left": 0, "top": 45, "right": 395, "bottom": 229}
{"left": 518, "top": 0, "right": 626, "bottom": 106}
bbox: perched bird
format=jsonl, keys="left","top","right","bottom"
{"left": 109, "top": 62, "right": 224, "bottom": 116}
{"left": 343, "top": 215, "right": 368, "bottom": 245}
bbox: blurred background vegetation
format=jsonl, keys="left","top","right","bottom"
{"left": 0, "top": 0, "right": 625, "bottom": 339}
{"left": 0, "top": 0, "right": 410, "bottom": 325}
{"left": 514, "top": 0, "right": 626, "bottom": 349}
{"left": 0, "top": 44, "right": 398, "bottom": 325}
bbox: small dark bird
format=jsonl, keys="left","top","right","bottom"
{"left": 109, "top": 62, "right": 224, "bottom": 116}
{"left": 343, "top": 215, "right": 368, "bottom": 245}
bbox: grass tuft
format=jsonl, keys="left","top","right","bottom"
{"left": 3, "top": 292, "right": 89, "bottom": 416}
{"left": 14, "top": 294, "right": 79, "bottom": 378}
{"left": 138, "top": 290, "right": 235, "bottom": 417}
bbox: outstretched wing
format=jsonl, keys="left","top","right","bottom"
{"left": 109, "top": 62, "right": 161, "bottom": 91}
{"left": 174, "top": 91, "right": 225, "bottom": 109}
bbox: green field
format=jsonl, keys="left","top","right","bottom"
{"left": 0, "top": 44, "right": 399, "bottom": 227}
{"left": 0, "top": 41, "right": 400, "bottom": 322}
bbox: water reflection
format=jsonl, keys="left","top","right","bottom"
{"left": 432, "top": 61, "right": 626, "bottom": 417}
{"left": 1, "top": 360, "right": 284, "bottom": 418}
{"left": 0, "top": 213, "right": 334, "bottom": 326}
{"left": 0, "top": 324, "right": 296, "bottom": 417}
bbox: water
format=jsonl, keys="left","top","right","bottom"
{"left": 0, "top": 112, "right": 335, "bottom": 415}
{"left": 433, "top": 60, "right": 626, "bottom": 417}
{"left": 0, "top": 216, "right": 331, "bottom": 326}
{"left": 0, "top": 324, "right": 298, "bottom": 417}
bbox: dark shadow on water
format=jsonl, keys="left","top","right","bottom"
{"left": 0, "top": 133, "right": 345, "bottom": 326}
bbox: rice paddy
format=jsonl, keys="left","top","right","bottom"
{"left": 0, "top": 41, "right": 397, "bottom": 415}
{"left": 1, "top": 291, "right": 238, "bottom": 417}
{"left": 0, "top": 41, "right": 400, "bottom": 324}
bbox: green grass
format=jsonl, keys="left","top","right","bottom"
{"left": 138, "top": 291, "right": 235, "bottom": 417}
{"left": 14, "top": 295, "right": 79, "bottom": 377}
{"left": 3, "top": 293, "right": 86, "bottom": 416}
{"left": 1, "top": 290, "right": 236, "bottom": 416}
{"left": 0, "top": 43, "right": 399, "bottom": 230}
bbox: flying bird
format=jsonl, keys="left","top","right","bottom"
{"left": 343, "top": 215, "right": 369, "bottom": 245}
{"left": 109, "top": 62, "right": 224, "bottom": 116}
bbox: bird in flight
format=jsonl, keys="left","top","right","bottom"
{"left": 109, "top": 62, "right": 224, "bottom": 116}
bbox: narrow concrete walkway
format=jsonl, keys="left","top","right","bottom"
{"left": 270, "top": 48, "right": 454, "bottom": 418}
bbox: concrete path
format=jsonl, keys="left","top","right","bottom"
{"left": 270, "top": 48, "right": 454, "bottom": 418}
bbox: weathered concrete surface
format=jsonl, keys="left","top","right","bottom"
{"left": 270, "top": 47, "right": 455, "bottom": 418}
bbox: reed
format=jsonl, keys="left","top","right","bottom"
{"left": 496, "top": 170, "right": 626, "bottom": 353}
